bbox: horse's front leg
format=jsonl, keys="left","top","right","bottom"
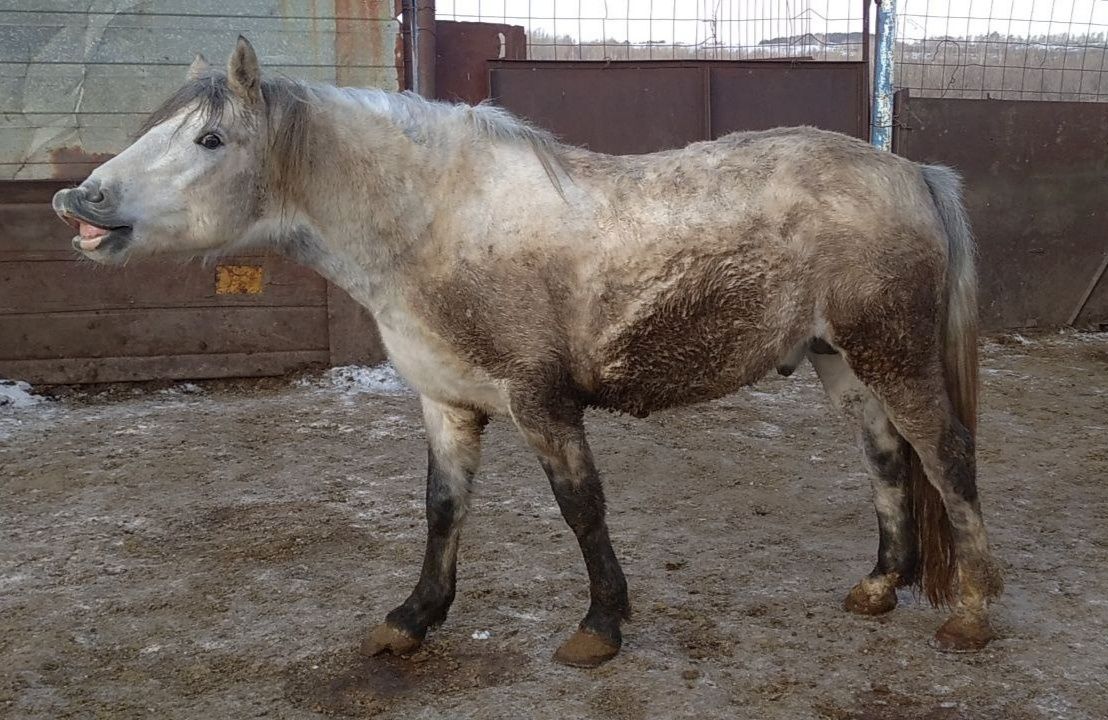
{"left": 362, "top": 397, "right": 487, "bottom": 656}
{"left": 511, "top": 393, "right": 630, "bottom": 668}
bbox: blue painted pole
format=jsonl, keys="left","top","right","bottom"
{"left": 871, "top": 0, "right": 897, "bottom": 151}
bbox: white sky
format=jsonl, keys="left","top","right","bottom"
{"left": 436, "top": 1, "right": 1108, "bottom": 45}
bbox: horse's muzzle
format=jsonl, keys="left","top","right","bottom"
{"left": 53, "top": 185, "right": 133, "bottom": 258}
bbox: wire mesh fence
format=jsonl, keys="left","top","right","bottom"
{"left": 435, "top": 1, "right": 868, "bottom": 61}
{"left": 896, "top": 0, "right": 1108, "bottom": 101}
{"left": 436, "top": 1, "right": 1108, "bottom": 101}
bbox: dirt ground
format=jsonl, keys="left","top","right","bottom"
{"left": 1, "top": 332, "right": 1105, "bottom": 720}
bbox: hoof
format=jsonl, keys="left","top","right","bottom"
{"left": 553, "top": 629, "right": 620, "bottom": 668}
{"left": 843, "top": 581, "right": 897, "bottom": 616}
{"left": 931, "top": 614, "right": 994, "bottom": 653}
{"left": 360, "top": 623, "right": 422, "bottom": 657}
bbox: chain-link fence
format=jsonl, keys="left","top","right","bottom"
{"left": 436, "top": 1, "right": 1108, "bottom": 101}
{"left": 436, "top": 1, "right": 868, "bottom": 61}
{"left": 897, "top": 0, "right": 1108, "bottom": 101}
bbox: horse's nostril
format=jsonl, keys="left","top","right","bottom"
{"left": 81, "top": 181, "right": 105, "bottom": 204}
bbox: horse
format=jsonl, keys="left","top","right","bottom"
{"left": 53, "top": 37, "right": 1002, "bottom": 668}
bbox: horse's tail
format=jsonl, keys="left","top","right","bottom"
{"left": 911, "top": 164, "right": 979, "bottom": 606}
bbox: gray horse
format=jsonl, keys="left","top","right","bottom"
{"left": 53, "top": 38, "right": 1001, "bottom": 667}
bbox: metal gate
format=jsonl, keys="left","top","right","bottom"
{"left": 434, "top": 20, "right": 869, "bottom": 151}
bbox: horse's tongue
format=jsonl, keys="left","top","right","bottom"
{"left": 79, "top": 221, "right": 108, "bottom": 239}
{"left": 78, "top": 221, "right": 108, "bottom": 250}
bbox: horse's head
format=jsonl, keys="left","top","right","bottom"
{"left": 53, "top": 37, "right": 284, "bottom": 264}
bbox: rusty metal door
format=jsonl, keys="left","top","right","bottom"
{"left": 486, "top": 59, "right": 868, "bottom": 154}
{"left": 894, "top": 92, "right": 1108, "bottom": 331}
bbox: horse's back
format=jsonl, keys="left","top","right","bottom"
{"left": 571, "top": 127, "right": 945, "bottom": 416}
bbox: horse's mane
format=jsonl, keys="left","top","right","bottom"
{"left": 378, "top": 90, "right": 568, "bottom": 193}
{"left": 139, "top": 74, "right": 567, "bottom": 198}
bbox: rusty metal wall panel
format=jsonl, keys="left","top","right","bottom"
{"left": 710, "top": 63, "right": 867, "bottom": 138}
{"left": 1, "top": 1, "right": 399, "bottom": 180}
{"left": 436, "top": 20, "right": 526, "bottom": 105}
{"left": 895, "top": 95, "right": 1108, "bottom": 331}
{"left": 488, "top": 60, "right": 868, "bottom": 154}
{"left": 490, "top": 62, "right": 709, "bottom": 154}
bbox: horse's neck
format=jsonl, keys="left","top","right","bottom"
{"left": 275, "top": 90, "right": 561, "bottom": 320}
{"left": 272, "top": 93, "right": 444, "bottom": 313}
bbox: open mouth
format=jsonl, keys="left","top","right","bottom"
{"left": 59, "top": 212, "right": 132, "bottom": 253}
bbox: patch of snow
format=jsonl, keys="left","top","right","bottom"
{"left": 471, "top": 630, "right": 491, "bottom": 640}
{"left": 1052, "top": 329, "right": 1108, "bottom": 346}
{"left": 0, "top": 573, "right": 28, "bottom": 591}
{"left": 113, "top": 423, "right": 152, "bottom": 436}
{"left": 0, "top": 379, "right": 44, "bottom": 409}
{"left": 157, "top": 382, "right": 203, "bottom": 396}
{"left": 500, "top": 609, "right": 543, "bottom": 623}
{"left": 298, "top": 364, "right": 412, "bottom": 396}
{"left": 745, "top": 421, "right": 783, "bottom": 439}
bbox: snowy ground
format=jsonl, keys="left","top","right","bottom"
{"left": 0, "top": 380, "right": 44, "bottom": 410}
{"left": 1, "top": 332, "right": 1106, "bottom": 719}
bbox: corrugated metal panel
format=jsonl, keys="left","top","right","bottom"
{"left": 0, "top": 0, "right": 399, "bottom": 179}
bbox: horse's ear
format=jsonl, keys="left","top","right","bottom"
{"left": 186, "top": 53, "right": 210, "bottom": 81}
{"left": 227, "top": 36, "right": 262, "bottom": 103}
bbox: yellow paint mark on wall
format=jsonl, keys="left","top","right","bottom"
{"left": 215, "top": 265, "right": 264, "bottom": 295}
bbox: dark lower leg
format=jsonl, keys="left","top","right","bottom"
{"left": 846, "top": 425, "right": 919, "bottom": 615}
{"left": 383, "top": 449, "right": 465, "bottom": 637}
{"left": 926, "top": 422, "right": 1002, "bottom": 650}
{"left": 808, "top": 352, "right": 918, "bottom": 616}
{"left": 363, "top": 402, "right": 485, "bottom": 656}
{"left": 880, "top": 407, "right": 1000, "bottom": 651}
{"left": 541, "top": 458, "right": 630, "bottom": 646}
{"left": 511, "top": 390, "right": 628, "bottom": 666}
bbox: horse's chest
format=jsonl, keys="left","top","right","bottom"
{"left": 377, "top": 322, "right": 509, "bottom": 413}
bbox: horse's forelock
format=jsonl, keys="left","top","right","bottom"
{"left": 138, "top": 74, "right": 232, "bottom": 138}
{"left": 138, "top": 73, "right": 314, "bottom": 205}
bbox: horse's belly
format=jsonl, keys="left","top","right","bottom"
{"left": 377, "top": 323, "right": 509, "bottom": 413}
{"left": 594, "top": 340, "right": 779, "bottom": 416}
{"left": 589, "top": 262, "right": 797, "bottom": 416}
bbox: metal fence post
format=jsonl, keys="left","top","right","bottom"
{"left": 871, "top": 0, "right": 897, "bottom": 150}
{"left": 413, "top": 0, "right": 436, "bottom": 99}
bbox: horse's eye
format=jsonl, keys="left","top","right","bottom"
{"left": 196, "top": 133, "right": 223, "bottom": 150}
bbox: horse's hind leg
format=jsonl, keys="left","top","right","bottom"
{"left": 509, "top": 389, "right": 629, "bottom": 668}
{"left": 362, "top": 397, "right": 487, "bottom": 656}
{"left": 831, "top": 342, "right": 1000, "bottom": 651}
{"left": 809, "top": 348, "right": 918, "bottom": 615}
{"left": 877, "top": 382, "right": 1000, "bottom": 651}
